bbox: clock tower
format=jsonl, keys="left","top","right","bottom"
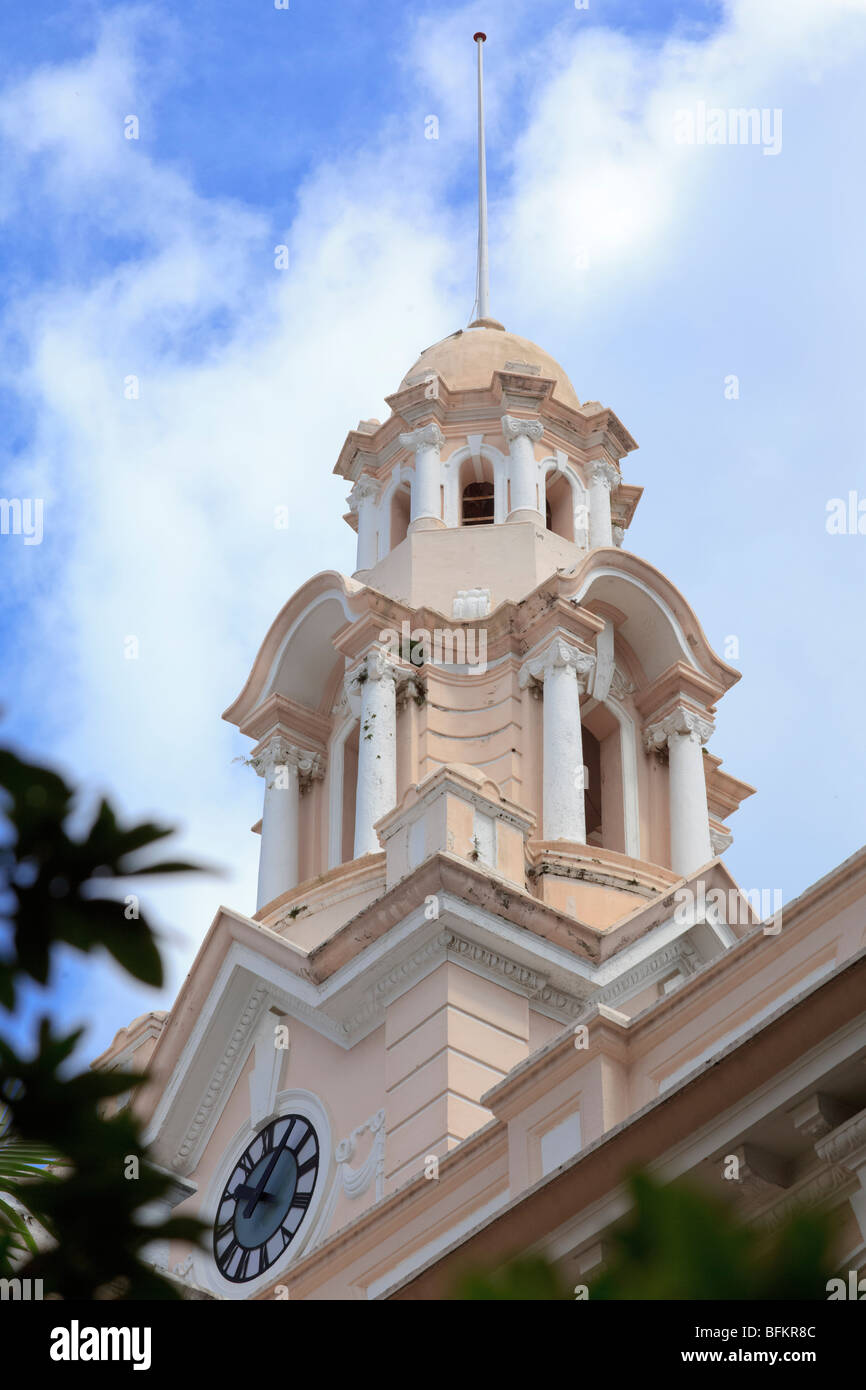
{"left": 101, "top": 37, "right": 866, "bottom": 1303}
{"left": 101, "top": 286, "right": 761, "bottom": 1297}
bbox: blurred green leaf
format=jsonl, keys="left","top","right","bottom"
{"left": 0, "top": 742, "right": 208, "bottom": 1297}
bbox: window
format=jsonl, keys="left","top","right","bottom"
{"left": 583, "top": 727, "right": 602, "bottom": 841}
{"left": 545, "top": 470, "right": 575, "bottom": 541}
{"left": 462, "top": 480, "right": 495, "bottom": 526}
{"left": 390, "top": 486, "right": 410, "bottom": 549}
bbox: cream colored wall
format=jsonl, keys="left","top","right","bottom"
{"left": 422, "top": 666, "right": 525, "bottom": 806}
{"left": 365, "top": 521, "right": 581, "bottom": 613}
{"left": 384, "top": 962, "right": 529, "bottom": 1192}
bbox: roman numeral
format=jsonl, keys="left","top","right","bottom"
{"left": 236, "top": 1248, "right": 253, "bottom": 1281}
{"left": 292, "top": 1191, "right": 312, "bottom": 1210}
{"left": 297, "top": 1157, "right": 318, "bottom": 1179}
{"left": 215, "top": 1218, "right": 234, "bottom": 1242}
{"left": 219, "top": 1238, "right": 240, "bottom": 1271}
{"left": 260, "top": 1125, "right": 274, "bottom": 1153}
{"left": 238, "top": 1152, "right": 254, "bottom": 1174}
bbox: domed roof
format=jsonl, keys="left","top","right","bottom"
{"left": 399, "top": 323, "right": 580, "bottom": 412}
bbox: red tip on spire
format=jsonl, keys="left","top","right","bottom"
{"left": 473, "top": 32, "right": 487, "bottom": 42}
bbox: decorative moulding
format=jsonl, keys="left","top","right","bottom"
{"left": 572, "top": 938, "right": 700, "bottom": 1021}
{"left": 304, "top": 1109, "right": 387, "bottom": 1256}
{"left": 814, "top": 1106, "right": 866, "bottom": 1172}
{"left": 169, "top": 984, "right": 269, "bottom": 1174}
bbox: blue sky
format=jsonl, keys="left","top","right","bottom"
{"left": 2, "top": 0, "right": 865, "bottom": 1057}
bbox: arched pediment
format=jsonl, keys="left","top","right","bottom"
{"left": 223, "top": 572, "right": 362, "bottom": 728}
{"left": 567, "top": 551, "right": 739, "bottom": 693}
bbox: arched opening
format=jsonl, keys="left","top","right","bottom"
{"left": 390, "top": 485, "right": 411, "bottom": 550}
{"left": 341, "top": 722, "right": 359, "bottom": 864}
{"left": 459, "top": 455, "right": 495, "bottom": 527}
{"left": 463, "top": 482, "right": 495, "bottom": 526}
{"left": 546, "top": 470, "right": 575, "bottom": 542}
{"left": 582, "top": 726, "right": 603, "bottom": 843}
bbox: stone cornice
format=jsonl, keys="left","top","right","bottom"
{"left": 704, "top": 755, "right": 757, "bottom": 819}
{"left": 237, "top": 693, "right": 331, "bottom": 751}
{"left": 376, "top": 765, "right": 536, "bottom": 844}
{"left": 344, "top": 928, "right": 587, "bottom": 1037}
{"left": 333, "top": 583, "right": 604, "bottom": 674}
{"left": 635, "top": 661, "right": 725, "bottom": 723}
{"left": 575, "top": 939, "right": 700, "bottom": 1018}
{"left": 301, "top": 853, "right": 600, "bottom": 985}
{"left": 333, "top": 368, "right": 639, "bottom": 494}
{"left": 480, "top": 1003, "right": 632, "bottom": 1122}
{"left": 611, "top": 483, "right": 643, "bottom": 530}
{"left": 333, "top": 412, "right": 411, "bottom": 482}
{"left": 295, "top": 849, "right": 747, "bottom": 991}
{"left": 527, "top": 840, "right": 677, "bottom": 900}
{"left": 513, "top": 594, "right": 605, "bottom": 656}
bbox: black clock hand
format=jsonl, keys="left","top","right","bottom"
{"left": 232, "top": 1183, "right": 274, "bottom": 1204}
{"left": 242, "top": 1126, "right": 292, "bottom": 1219}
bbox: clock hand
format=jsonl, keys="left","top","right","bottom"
{"left": 232, "top": 1183, "right": 274, "bottom": 1204}
{"left": 242, "top": 1127, "right": 292, "bottom": 1219}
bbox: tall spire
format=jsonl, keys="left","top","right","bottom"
{"left": 471, "top": 32, "right": 492, "bottom": 326}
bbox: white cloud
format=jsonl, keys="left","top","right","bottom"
{"left": 0, "top": 10, "right": 470, "bottom": 1041}
{"left": 501, "top": 0, "right": 866, "bottom": 315}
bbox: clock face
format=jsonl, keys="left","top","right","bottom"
{"left": 213, "top": 1114, "right": 320, "bottom": 1284}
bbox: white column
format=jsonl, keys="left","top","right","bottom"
{"left": 502, "top": 414, "right": 544, "bottom": 523}
{"left": 400, "top": 421, "right": 445, "bottom": 530}
{"left": 587, "top": 460, "right": 619, "bottom": 549}
{"left": 347, "top": 476, "right": 380, "bottom": 573}
{"left": 348, "top": 652, "right": 400, "bottom": 858}
{"left": 520, "top": 637, "right": 596, "bottom": 842}
{"left": 644, "top": 708, "right": 714, "bottom": 876}
{"left": 253, "top": 737, "right": 322, "bottom": 910}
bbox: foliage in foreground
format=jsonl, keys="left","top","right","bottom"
{"left": 0, "top": 745, "right": 207, "bottom": 1298}
{"left": 452, "top": 1171, "right": 837, "bottom": 1301}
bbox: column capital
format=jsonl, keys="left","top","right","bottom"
{"left": 345, "top": 648, "right": 405, "bottom": 710}
{"left": 588, "top": 459, "right": 620, "bottom": 492}
{"left": 347, "top": 474, "right": 380, "bottom": 510}
{"left": 399, "top": 420, "right": 445, "bottom": 453}
{"left": 501, "top": 413, "right": 544, "bottom": 445}
{"left": 643, "top": 706, "right": 714, "bottom": 751}
{"left": 252, "top": 735, "right": 324, "bottom": 785}
{"left": 519, "top": 636, "right": 596, "bottom": 693}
